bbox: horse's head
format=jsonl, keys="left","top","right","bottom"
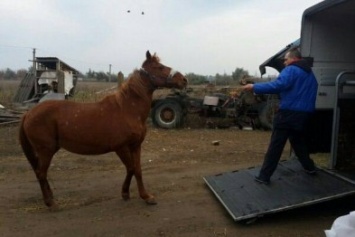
{"left": 141, "top": 51, "right": 188, "bottom": 89}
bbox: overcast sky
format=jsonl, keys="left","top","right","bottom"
{"left": 0, "top": 0, "right": 323, "bottom": 77}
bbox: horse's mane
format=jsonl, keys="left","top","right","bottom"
{"left": 116, "top": 53, "right": 161, "bottom": 107}
{"left": 117, "top": 53, "right": 160, "bottom": 106}
{"left": 116, "top": 70, "right": 150, "bottom": 107}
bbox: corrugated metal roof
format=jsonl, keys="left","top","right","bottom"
{"left": 36, "top": 57, "right": 79, "bottom": 73}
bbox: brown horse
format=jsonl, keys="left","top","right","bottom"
{"left": 19, "top": 51, "right": 188, "bottom": 208}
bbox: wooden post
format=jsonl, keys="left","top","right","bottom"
{"left": 33, "top": 48, "right": 37, "bottom": 95}
{"left": 117, "top": 71, "right": 124, "bottom": 88}
{"left": 109, "top": 64, "right": 112, "bottom": 82}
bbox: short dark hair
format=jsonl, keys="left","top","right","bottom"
{"left": 287, "top": 48, "right": 302, "bottom": 59}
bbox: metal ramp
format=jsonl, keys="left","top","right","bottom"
{"left": 13, "top": 72, "right": 36, "bottom": 103}
{"left": 204, "top": 159, "right": 355, "bottom": 222}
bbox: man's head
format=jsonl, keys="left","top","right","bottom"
{"left": 284, "top": 48, "right": 302, "bottom": 66}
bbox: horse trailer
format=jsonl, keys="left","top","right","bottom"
{"left": 205, "top": 0, "right": 355, "bottom": 222}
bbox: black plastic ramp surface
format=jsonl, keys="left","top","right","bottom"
{"left": 204, "top": 159, "right": 355, "bottom": 221}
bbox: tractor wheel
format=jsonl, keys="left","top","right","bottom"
{"left": 259, "top": 103, "right": 275, "bottom": 130}
{"left": 152, "top": 101, "right": 183, "bottom": 129}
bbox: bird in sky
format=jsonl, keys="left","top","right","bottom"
{"left": 126, "top": 10, "right": 145, "bottom": 15}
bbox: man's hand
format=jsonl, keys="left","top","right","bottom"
{"left": 241, "top": 84, "right": 254, "bottom": 91}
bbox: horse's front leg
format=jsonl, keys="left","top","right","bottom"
{"left": 131, "top": 145, "right": 157, "bottom": 205}
{"left": 116, "top": 149, "right": 134, "bottom": 201}
{"left": 116, "top": 146, "right": 156, "bottom": 204}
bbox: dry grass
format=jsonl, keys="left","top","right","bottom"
{"left": 0, "top": 80, "right": 238, "bottom": 130}
{"left": 0, "top": 80, "right": 21, "bottom": 108}
{"left": 72, "top": 81, "right": 118, "bottom": 102}
{"left": 0, "top": 80, "right": 119, "bottom": 106}
{"left": 0, "top": 79, "right": 237, "bottom": 106}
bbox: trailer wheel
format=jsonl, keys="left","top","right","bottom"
{"left": 259, "top": 103, "right": 275, "bottom": 130}
{"left": 152, "top": 101, "right": 183, "bottom": 129}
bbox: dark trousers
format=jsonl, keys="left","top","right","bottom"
{"left": 258, "top": 110, "right": 316, "bottom": 181}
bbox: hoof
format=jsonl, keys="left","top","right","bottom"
{"left": 48, "top": 203, "right": 59, "bottom": 212}
{"left": 45, "top": 199, "right": 55, "bottom": 207}
{"left": 122, "top": 193, "right": 130, "bottom": 200}
{"left": 145, "top": 197, "right": 157, "bottom": 205}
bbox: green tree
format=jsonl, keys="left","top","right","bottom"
{"left": 86, "top": 69, "right": 95, "bottom": 78}
{"left": 215, "top": 73, "right": 233, "bottom": 85}
{"left": 232, "top": 67, "right": 249, "bottom": 83}
{"left": 185, "top": 73, "right": 209, "bottom": 85}
{"left": 4, "top": 68, "right": 16, "bottom": 80}
{"left": 96, "top": 71, "right": 109, "bottom": 82}
{"left": 16, "top": 69, "right": 28, "bottom": 80}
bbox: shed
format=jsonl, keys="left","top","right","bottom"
{"left": 13, "top": 57, "right": 79, "bottom": 107}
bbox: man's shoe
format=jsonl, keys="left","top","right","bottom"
{"left": 304, "top": 168, "right": 317, "bottom": 175}
{"left": 254, "top": 176, "right": 270, "bottom": 185}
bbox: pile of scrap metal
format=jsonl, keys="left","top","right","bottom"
{"left": 0, "top": 104, "right": 23, "bottom": 124}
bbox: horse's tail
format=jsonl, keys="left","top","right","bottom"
{"left": 19, "top": 114, "right": 38, "bottom": 171}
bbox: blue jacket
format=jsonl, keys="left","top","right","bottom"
{"left": 253, "top": 60, "right": 318, "bottom": 112}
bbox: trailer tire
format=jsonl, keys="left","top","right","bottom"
{"left": 152, "top": 101, "right": 183, "bottom": 129}
{"left": 259, "top": 103, "right": 274, "bottom": 130}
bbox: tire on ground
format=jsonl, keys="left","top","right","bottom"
{"left": 152, "top": 101, "right": 183, "bottom": 129}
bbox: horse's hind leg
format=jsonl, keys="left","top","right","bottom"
{"left": 35, "top": 152, "right": 56, "bottom": 208}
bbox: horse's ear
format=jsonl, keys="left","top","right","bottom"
{"left": 146, "top": 50, "right": 151, "bottom": 60}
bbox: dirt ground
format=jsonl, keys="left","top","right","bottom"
{"left": 0, "top": 122, "right": 353, "bottom": 237}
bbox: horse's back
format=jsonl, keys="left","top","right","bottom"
{"left": 25, "top": 99, "right": 109, "bottom": 123}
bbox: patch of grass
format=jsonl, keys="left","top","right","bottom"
{"left": 71, "top": 81, "right": 117, "bottom": 102}
{"left": 0, "top": 80, "right": 20, "bottom": 108}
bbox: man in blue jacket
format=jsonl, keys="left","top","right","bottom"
{"left": 242, "top": 48, "right": 318, "bottom": 184}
